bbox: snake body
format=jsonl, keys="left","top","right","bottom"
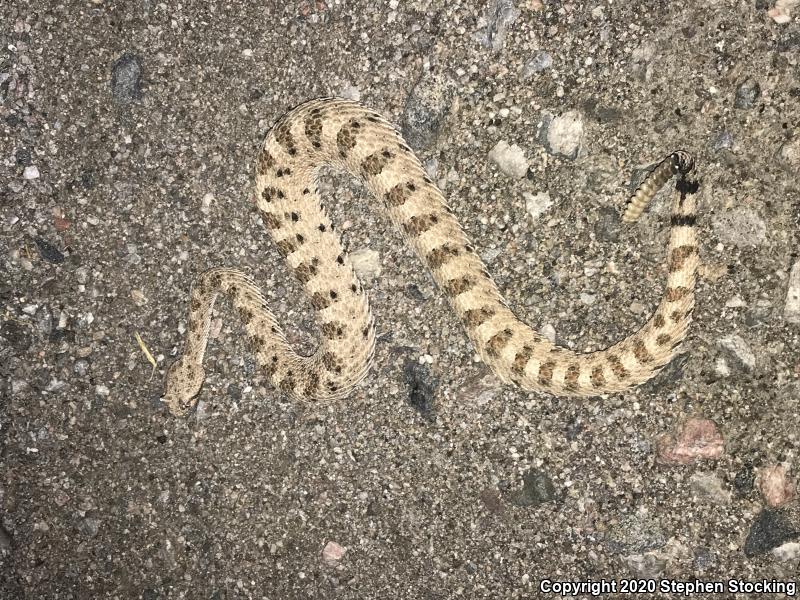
{"left": 162, "top": 98, "right": 698, "bottom": 416}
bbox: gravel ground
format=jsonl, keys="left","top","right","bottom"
{"left": 2, "top": 1, "right": 800, "bottom": 598}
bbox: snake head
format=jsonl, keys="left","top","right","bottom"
{"left": 161, "top": 358, "right": 205, "bottom": 417}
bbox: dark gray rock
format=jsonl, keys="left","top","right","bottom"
{"left": 734, "top": 78, "right": 760, "bottom": 109}
{"left": 2, "top": 320, "right": 32, "bottom": 352}
{"left": 594, "top": 205, "right": 620, "bottom": 243}
{"left": 77, "top": 517, "right": 100, "bottom": 539}
{"left": 510, "top": 469, "right": 556, "bottom": 507}
{"left": 743, "top": 509, "right": 799, "bottom": 556}
{"left": 404, "top": 283, "right": 428, "bottom": 302}
{"left": 35, "top": 237, "right": 65, "bottom": 263}
{"left": 0, "top": 523, "right": 12, "bottom": 550}
{"left": 401, "top": 72, "right": 454, "bottom": 151}
{"left": 15, "top": 148, "right": 31, "bottom": 166}
{"left": 403, "top": 360, "right": 437, "bottom": 422}
{"left": 227, "top": 383, "right": 242, "bottom": 401}
{"left": 733, "top": 463, "right": 755, "bottom": 497}
{"left": 111, "top": 53, "right": 143, "bottom": 104}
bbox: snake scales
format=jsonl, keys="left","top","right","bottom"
{"left": 162, "top": 98, "right": 698, "bottom": 417}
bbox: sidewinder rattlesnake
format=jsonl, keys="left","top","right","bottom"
{"left": 162, "top": 97, "right": 698, "bottom": 417}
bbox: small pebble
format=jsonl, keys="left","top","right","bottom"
{"left": 46, "top": 378, "right": 67, "bottom": 392}
{"left": 401, "top": 72, "right": 453, "bottom": 151}
{"left": 725, "top": 295, "right": 746, "bottom": 308}
{"left": 523, "top": 191, "right": 552, "bottom": 220}
{"left": 546, "top": 111, "right": 584, "bottom": 159}
{"left": 734, "top": 463, "right": 756, "bottom": 497}
{"left": 772, "top": 541, "right": 800, "bottom": 562}
{"left": 424, "top": 157, "right": 438, "bottom": 180}
{"left": 37, "top": 307, "right": 53, "bottom": 336}
{"left": 629, "top": 301, "right": 647, "bottom": 315}
{"left": 712, "top": 130, "right": 734, "bottom": 151}
{"left": 403, "top": 360, "right": 437, "bottom": 422}
{"left": 200, "top": 193, "right": 214, "bottom": 214}
{"left": 624, "top": 553, "right": 667, "bottom": 578}
{"left": 768, "top": 0, "right": 798, "bottom": 24}
{"left": 714, "top": 357, "right": 731, "bottom": 378}
{"left": 630, "top": 43, "right": 655, "bottom": 81}
{"left": 339, "top": 83, "right": 361, "bottom": 101}
{"left": 349, "top": 248, "right": 381, "bottom": 280}
{"left": 778, "top": 138, "right": 800, "bottom": 170}
{"left": 580, "top": 293, "right": 596, "bottom": 306}
{"left": 488, "top": 141, "right": 529, "bottom": 179}
{"left": 322, "top": 541, "right": 346, "bottom": 566}
{"left": 78, "top": 517, "right": 100, "bottom": 538}
{"left": 478, "top": 0, "right": 519, "bottom": 52}
{"left": 23, "top": 165, "right": 39, "bottom": 179}
{"left": 15, "top": 148, "right": 31, "bottom": 166}
{"left": 73, "top": 358, "right": 90, "bottom": 377}
{"left": 717, "top": 334, "right": 756, "bottom": 371}
{"left": 11, "top": 380, "right": 29, "bottom": 395}
{"left": 519, "top": 51, "right": 552, "bottom": 79}
{"left": 734, "top": 78, "right": 761, "bottom": 109}
{"left": 784, "top": 260, "right": 800, "bottom": 324}
{"left": 540, "top": 323, "right": 556, "bottom": 343}
{"left": 657, "top": 419, "right": 724, "bottom": 464}
{"left": 689, "top": 472, "right": 731, "bottom": 504}
{"left": 757, "top": 465, "right": 796, "bottom": 508}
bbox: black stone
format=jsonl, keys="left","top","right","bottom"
{"left": 111, "top": 53, "right": 143, "bottom": 104}
{"left": 511, "top": 469, "right": 556, "bottom": 507}
{"left": 34, "top": 237, "right": 65, "bottom": 263}
{"left": 743, "top": 509, "right": 799, "bottom": 557}
{"left": 15, "top": 148, "right": 31, "bottom": 166}
{"left": 0, "top": 523, "right": 12, "bottom": 550}
{"left": 49, "top": 328, "right": 75, "bottom": 344}
{"left": 227, "top": 384, "right": 242, "bottom": 401}
{"left": 733, "top": 463, "right": 755, "bottom": 497}
{"left": 1, "top": 320, "right": 31, "bottom": 352}
{"left": 403, "top": 360, "right": 437, "bottom": 422}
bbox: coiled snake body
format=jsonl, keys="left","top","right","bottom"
{"left": 163, "top": 98, "right": 698, "bottom": 416}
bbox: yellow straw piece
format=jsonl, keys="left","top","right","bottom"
{"left": 134, "top": 332, "right": 157, "bottom": 381}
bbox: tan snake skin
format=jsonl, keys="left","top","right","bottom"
{"left": 162, "top": 98, "right": 698, "bottom": 416}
